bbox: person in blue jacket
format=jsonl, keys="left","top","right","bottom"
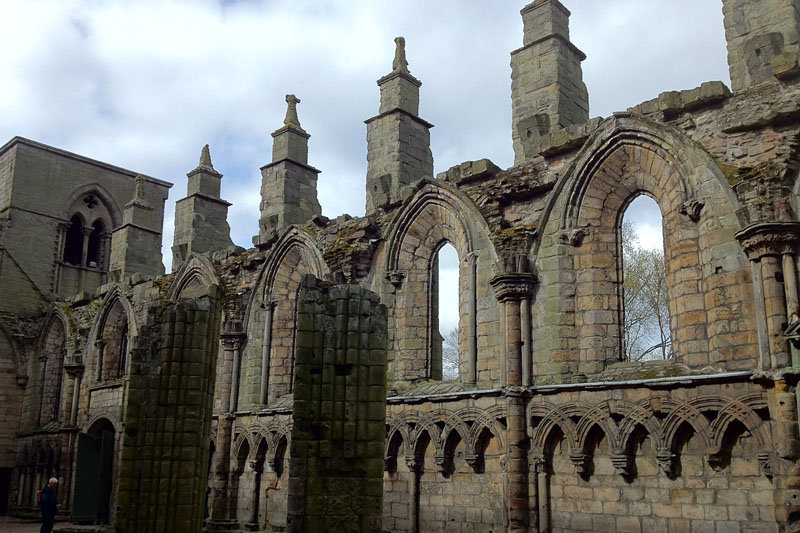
{"left": 39, "top": 477, "right": 60, "bottom": 533}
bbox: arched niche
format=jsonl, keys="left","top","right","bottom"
{"left": 36, "top": 312, "right": 68, "bottom": 426}
{"left": 244, "top": 227, "right": 328, "bottom": 407}
{"left": 90, "top": 288, "right": 136, "bottom": 383}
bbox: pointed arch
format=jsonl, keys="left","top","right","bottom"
{"left": 90, "top": 286, "right": 136, "bottom": 382}
{"left": 243, "top": 226, "right": 328, "bottom": 406}
{"left": 61, "top": 183, "right": 123, "bottom": 229}
{"left": 534, "top": 115, "right": 754, "bottom": 370}
{"left": 381, "top": 181, "right": 495, "bottom": 383}
{"left": 167, "top": 253, "right": 220, "bottom": 300}
{"left": 35, "top": 308, "right": 70, "bottom": 425}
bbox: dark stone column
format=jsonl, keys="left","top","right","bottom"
{"left": 286, "top": 275, "right": 388, "bottom": 533}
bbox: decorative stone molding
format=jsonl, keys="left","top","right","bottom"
{"left": 384, "top": 455, "right": 397, "bottom": 473}
{"left": 611, "top": 451, "right": 633, "bottom": 477}
{"left": 678, "top": 198, "right": 704, "bottom": 222}
{"left": 656, "top": 448, "right": 677, "bottom": 477}
{"left": 758, "top": 452, "right": 772, "bottom": 477}
{"left": 735, "top": 222, "right": 800, "bottom": 260}
{"left": 405, "top": 455, "right": 422, "bottom": 473}
{"left": 434, "top": 453, "right": 452, "bottom": 475}
{"left": 569, "top": 449, "right": 589, "bottom": 475}
{"left": 490, "top": 273, "right": 537, "bottom": 302}
{"left": 464, "top": 454, "right": 483, "bottom": 473}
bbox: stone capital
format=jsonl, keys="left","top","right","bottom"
{"left": 490, "top": 273, "right": 537, "bottom": 302}
{"left": 735, "top": 222, "right": 800, "bottom": 260}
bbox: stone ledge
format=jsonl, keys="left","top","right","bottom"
{"left": 437, "top": 158, "right": 501, "bottom": 184}
{"left": 628, "top": 81, "right": 731, "bottom": 119}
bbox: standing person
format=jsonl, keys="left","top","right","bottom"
{"left": 39, "top": 477, "right": 60, "bottom": 533}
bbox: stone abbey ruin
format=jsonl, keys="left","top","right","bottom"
{"left": 2, "top": 0, "right": 800, "bottom": 531}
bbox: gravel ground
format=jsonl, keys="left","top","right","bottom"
{"left": 0, "top": 517, "right": 107, "bottom": 532}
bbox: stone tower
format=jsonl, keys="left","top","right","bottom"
{"left": 722, "top": 0, "right": 800, "bottom": 92}
{"left": 254, "top": 95, "right": 321, "bottom": 246}
{"left": 365, "top": 37, "right": 433, "bottom": 213}
{"left": 171, "top": 145, "right": 234, "bottom": 270}
{"left": 510, "top": 0, "right": 589, "bottom": 164}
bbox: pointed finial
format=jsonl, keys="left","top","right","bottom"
{"left": 284, "top": 94, "right": 302, "bottom": 128}
{"left": 392, "top": 36, "right": 409, "bottom": 73}
{"left": 134, "top": 175, "right": 145, "bottom": 201}
{"left": 199, "top": 144, "right": 213, "bottom": 169}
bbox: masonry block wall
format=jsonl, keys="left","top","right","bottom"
{"left": 287, "top": 275, "right": 387, "bottom": 533}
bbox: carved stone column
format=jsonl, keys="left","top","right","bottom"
{"left": 259, "top": 300, "right": 274, "bottom": 405}
{"left": 64, "top": 357, "right": 84, "bottom": 426}
{"left": 79, "top": 225, "right": 92, "bottom": 292}
{"left": 736, "top": 223, "right": 799, "bottom": 369}
{"left": 405, "top": 455, "right": 422, "bottom": 533}
{"left": 209, "top": 414, "right": 235, "bottom": 523}
{"left": 490, "top": 273, "right": 535, "bottom": 532}
{"left": 467, "top": 253, "right": 478, "bottom": 383}
{"left": 534, "top": 457, "right": 550, "bottom": 532}
{"left": 246, "top": 459, "right": 263, "bottom": 529}
{"left": 221, "top": 324, "right": 245, "bottom": 412}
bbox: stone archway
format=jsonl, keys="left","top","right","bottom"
{"left": 72, "top": 418, "right": 115, "bottom": 524}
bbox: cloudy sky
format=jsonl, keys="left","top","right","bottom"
{"left": 0, "top": 0, "right": 730, "bottom": 332}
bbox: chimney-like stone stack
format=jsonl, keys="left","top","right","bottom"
{"left": 254, "top": 95, "right": 321, "bottom": 246}
{"left": 365, "top": 37, "right": 433, "bottom": 213}
{"left": 171, "top": 145, "right": 234, "bottom": 270}
{"left": 510, "top": 0, "right": 589, "bottom": 164}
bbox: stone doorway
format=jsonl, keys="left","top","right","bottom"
{"left": 72, "top": 419, "right": 115, "bottom": 524}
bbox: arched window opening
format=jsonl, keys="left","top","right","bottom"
{"left": 87, "top": 220, "right": 105, "bottom": 268}
{"left": 63, "top": 215, "right": 84, "bottom": 265}
{"left": 621, "top": 195, "right": 671, "bottom": 361}
{"left": 38, "top": 319, "right": 66, "bottom": 426}
{"left": 436, "top": 243, "right": 460, "bottom": 380}
{"left": 98, "top": 301, "right": 129, "bottom": 381}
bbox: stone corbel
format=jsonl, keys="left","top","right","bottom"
{"left": 560, "top": 227, "right": 589, "bottom": 247}
{"left": 610, "top": 451, "right": 633, "bottom": 477}
{"left": 384, "top": 455, "right": 397, "bottom": 473}
{"left": 569, "top": 448, "right": 589, "bottom": 475}
{"left": 706, "top": 451, "right": 726, "bottom": 473}
{"left": 385, "top": 270, "right": 406, "bottom": 290}
{"left": 404, "top": 455, "right": 421, "bottom": 473}
{"left": 678, "top": 198, "right": 704, "bottom": 222}
{"left": 656, "top": 448, "right": 677, "bottom": 477}
{"left": 16, "top": 373, "right": 28, "bottom": 389}
{"left": 434, "top": 453, "right": 452, "bottom": 475}
{"left": 464, "top": 454, "right": 483, "bottom": 473}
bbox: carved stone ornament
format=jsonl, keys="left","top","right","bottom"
{"left": 531, "top": 455, "right": 547, "bottom": 474}
{"left": 434, "top": 453, "right": 452, "bottom": 475}
{"left": 678, "top": 198, "right": 704, "bottom": 222}
{"left": 404, "top": 455, "right": 421, "bottom": 473}
{"left": 560, "top": 227, "right": 589, "bottom": 247}
{"left": 464, "top": 454, "right": 483, "bottom": 473}
{"left": 385, "top": 270, "right": 406, "bottom": 290}
{"left": 610, "top": 452, "right": 633, "bottom": 477}
{"left": 656, "top": 448, "right": 676, "bottom": 477}
{"left": 569, "top": 449, "right": 588, "bottom": 475}
{"left": 735, "top": 222, "right": 800, "bottom": 260}
{"left": 384, "top": 455, "right": 397, "bottom": 473}
{"left": 490, "top": 273, "right": 537, "bottom": 302}
{"left": 16, "top": 373, "right": 28, "bottom": 389}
